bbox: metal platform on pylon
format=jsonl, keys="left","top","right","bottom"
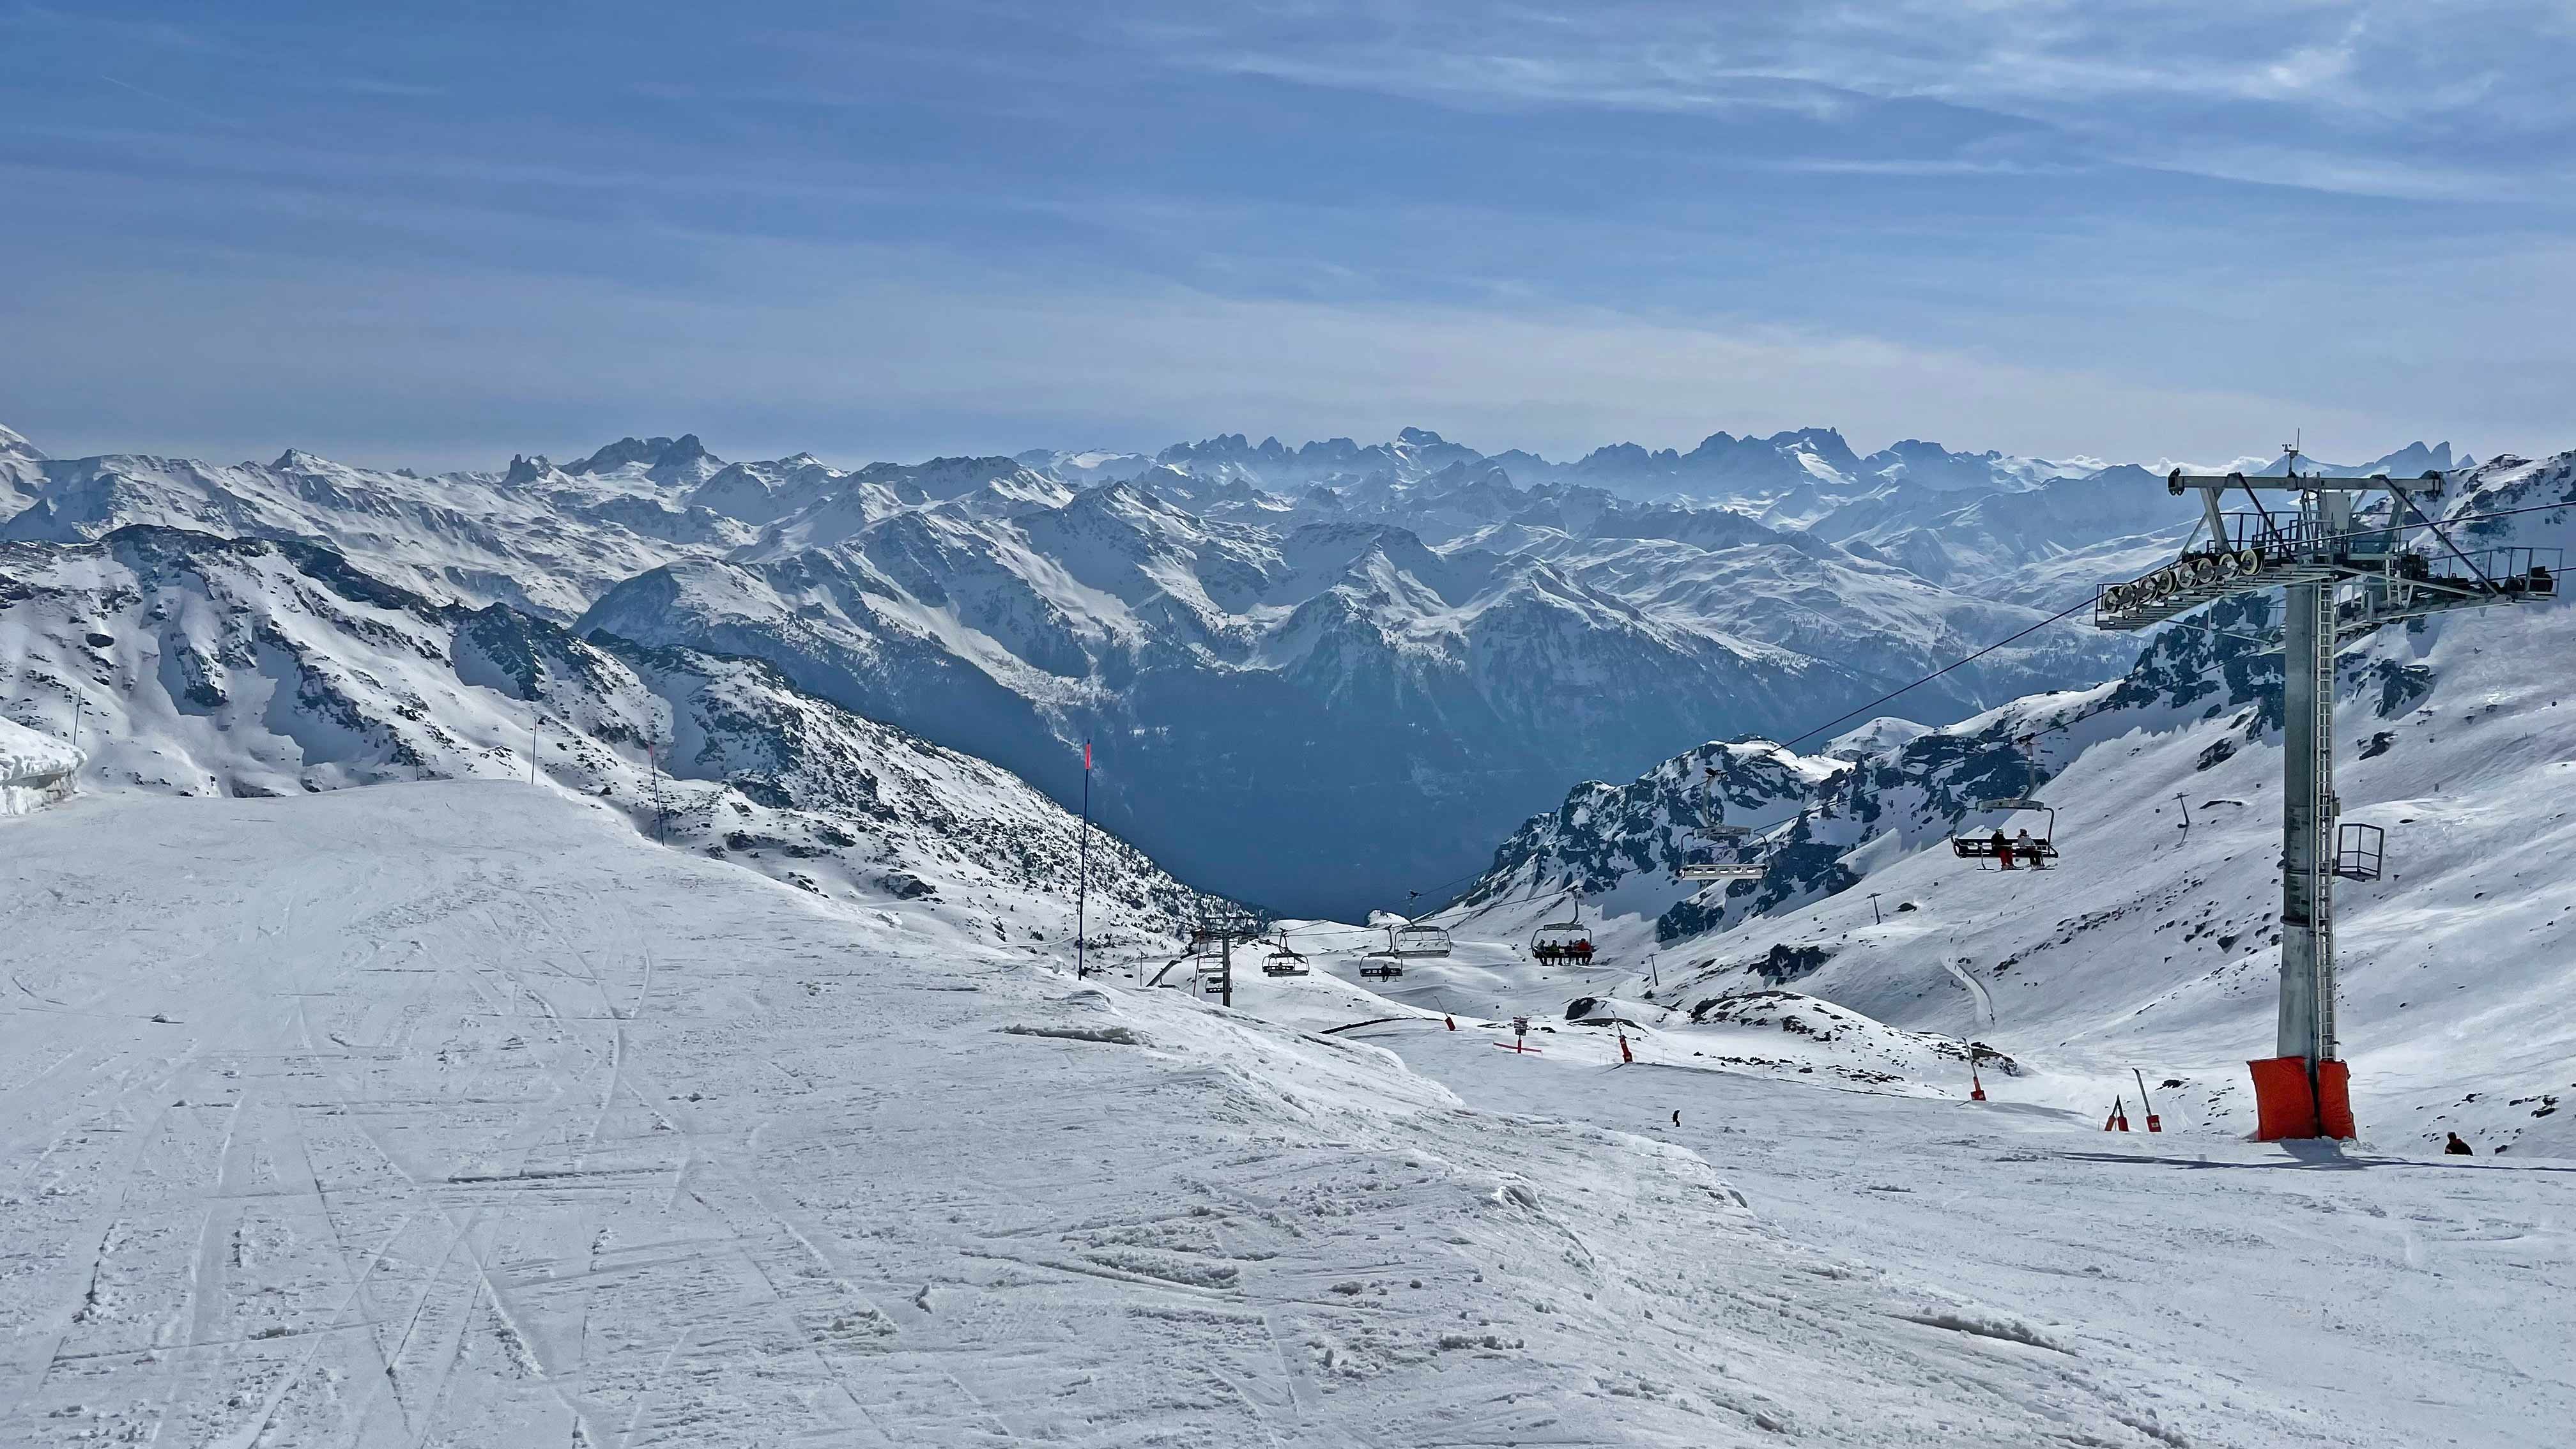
{"left": 2094, "top": 470, "right": 2556, "bottom": 639}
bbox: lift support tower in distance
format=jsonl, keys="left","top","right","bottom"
{"left": 2093, "top": 457, "right": 2558, "bottom": 1139}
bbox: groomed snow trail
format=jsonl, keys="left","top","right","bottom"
{"left": 1331, "top": 1007, "right": 2576, "bottom": 1449}
{"left": 6, "top": 783, "right": 2219, "bottom": 1446}
{"left": 1213, "top": 933, "right": 2576, "bottom": 1448}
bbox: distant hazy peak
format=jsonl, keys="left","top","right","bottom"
{"left": 565, "top": 433, "right": 718, "bottom": 476}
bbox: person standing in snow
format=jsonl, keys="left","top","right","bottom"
{"left": 2445, "top": 1131, "right": 2474, "bottom": 1156}
{"left": 1671, "top": 1110, "right": 1682, "bottom": 1128}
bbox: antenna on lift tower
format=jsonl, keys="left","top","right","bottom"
{"left": 2094, "top": 449, "right": 2560, "bottom": 1139}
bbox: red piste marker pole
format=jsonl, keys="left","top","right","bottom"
{"left": 2133, "top": 1069, "right": 2164, "bottom": 1133}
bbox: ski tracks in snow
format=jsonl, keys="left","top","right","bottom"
{"left": 1941, "top": 956, "right": 1997, "bottom": 1026}
{"left": 16, "top": 785, "right": 2556, "bottom": 1446}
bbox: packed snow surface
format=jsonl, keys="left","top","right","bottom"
{"left": 7, "top": 784, "right": 2567, "bottom": 1446}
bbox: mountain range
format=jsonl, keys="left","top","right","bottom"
{"left": 0, "top": 419, "right": 2458, "bottom": 917}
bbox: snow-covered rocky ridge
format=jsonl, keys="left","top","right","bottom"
{"left": 0, "top": 419, "right": 2450, "bottom": 917}
{"left": 0, "top": 525, "right": 1198, "bottom": 944}
{"left": 0, "top": 423, "right": 2135, "bottom": 917}
{"left": 1443, "top": 449, "right": 2576, "bottom": 1155}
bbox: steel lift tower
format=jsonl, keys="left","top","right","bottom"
{"left": 2094, "top": 453, "right": 2557, "bottom": 1138}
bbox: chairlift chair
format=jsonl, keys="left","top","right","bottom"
{"left": 1951, "top": 733, "right": 2062, "bottom": 869}
{"left": 1975, "top": 733, "right": 2051, "bottom": 812}
{"left": 1262, "top": 943, "right": 1310, "bottom": 977}
{"left": 1949, "top": 809, "right": 2059, "bottom": 868}
{"left": 1392, "top": 923, "right": 1452, "bottom": 958}
{"left": 1531, "top": 920, "right": 1595, "bottom": 967}
{"left": 1674, "top": 765, "right": 1768, "bottom": 882}
{"left": 1358, "top": 960, "right": 1405, "bottom": 980}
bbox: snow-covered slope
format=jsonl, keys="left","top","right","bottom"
{"left": 1111, "top": 890, "right": 2576, "bottom": 1448}
{"left": 1446, "top": 450, "right": 2576, "bottom": 1156}
{"left": 0, "top": 526, "right": 1197, "bottom": 942}
{"left": 0, "top": 781, "right": 2261, "bottom": 1447}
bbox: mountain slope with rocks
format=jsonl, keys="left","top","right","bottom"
{"left": 0, "top": 525, "right": 1199, "bottom": 946}
{"left": 1445, "top": 449, "right": 2576, "bottom": 1154}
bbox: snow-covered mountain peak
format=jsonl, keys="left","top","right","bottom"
{"left": 562, "top": 431, "right": 724, "bottom": 485}
{"left": 501, "top": 452, "right": 556, "bottom": 487}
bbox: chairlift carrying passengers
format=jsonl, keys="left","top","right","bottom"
{"left": 1262, "top": 939, "right": 1310, "bottom": 977}
{"left": 1531, "top": 917, "right": 1595, "bottom": 967}
{"left": 1949, "top": 732, "right": 2060, "bottom": 869}
{"left": 1674, "top": 765, "right": 1768, "bottom": 882}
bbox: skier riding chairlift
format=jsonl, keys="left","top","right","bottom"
{"left": 1531, "top": 919, "right": 1593, "bottom": 967}
{"left": 1950, "top": 734, "right": 2060, "bottom": 870}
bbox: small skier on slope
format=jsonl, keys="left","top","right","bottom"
{"left": 2445, "top": 1131, "right": 2474, "bottom": 1156}
{"left": 1671, "top": 1109, "right": 1682, "bottom": 1128}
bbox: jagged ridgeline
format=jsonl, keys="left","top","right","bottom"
{"left": 0, "top": 526, "right": 1200, "bottom": 939}
{"left": 0, "top": 421, "right": 2469, "bottom": 916}
{"left": 1455, "top": 448, "right": 2572, "bottom": 961}
{"left": 1456, "top": 583, "right": 2455, "bottom": 949}
{"left": 0, "top": 424, "right": 2175, "bottom": 917}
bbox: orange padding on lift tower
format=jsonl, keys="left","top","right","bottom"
{"left": 2315, "top": 1059, "right": 2356, "bottom": 1140}
{"left": 2248, "top": 1057, "right": 2320, "bottom": 1140}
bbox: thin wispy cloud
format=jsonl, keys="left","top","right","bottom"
{"left": 1146, "top": 1, "right": 2568, "bottom": 201}
{"left": 2, "top": 2, "right": 2570, "bottom": 467}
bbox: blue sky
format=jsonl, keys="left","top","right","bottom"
{"left": 4, "top": 1, "right": 2571, "bottom": 471}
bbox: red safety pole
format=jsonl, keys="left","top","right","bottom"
{"left": 1618, "top": 1031, "right": 1634, "bottom": 1064}
{"left": 2133, "top": 1070, "right": 2164, "bottom": 1133}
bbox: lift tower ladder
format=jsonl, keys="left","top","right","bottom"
{"left": 2092, "top": 460, "right": 2557, "bottom": 1138}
